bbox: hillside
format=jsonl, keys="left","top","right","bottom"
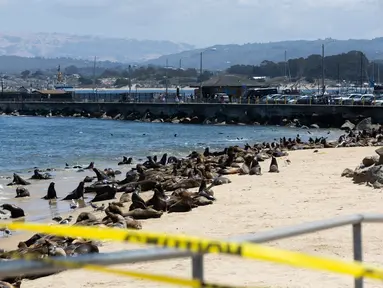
{"left": 0, "top": 32, "right": 194, "bottom": 63}
{"left": 145, "top": 38, "right": 383, "bottom": 70}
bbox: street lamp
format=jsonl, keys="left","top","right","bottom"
{"left": 321, "top": 39, "right": 336, "bottom": 96}
{"left": 199, "top": 48, "right": 217, "bottom": 100}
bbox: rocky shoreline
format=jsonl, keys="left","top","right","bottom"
{"left": 0, "top": 107, "right": 377, "bottom": 129}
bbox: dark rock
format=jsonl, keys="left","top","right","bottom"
{"left": 355, "top": 117, "right": 372, "bottom": 131}
{"left": 341, "top": 120, "right": 355, "bottom": 130}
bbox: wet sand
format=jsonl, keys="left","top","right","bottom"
{"left": 1, "top": 147, "right": 383, "bottom": 288}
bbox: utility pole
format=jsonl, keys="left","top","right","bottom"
{"left": 321, "top": 44, "right": 325, "bottom": 96}
{"left": 179, "top": 58, "right": 182, "bottom": 70}
{"left": 128, "top": 65, "right": 132, "bottom": 96}
{"left": 92, "top": 56, "right": 97, "bottom": 90}
{"left": 360, "top": 52, "right": 363, "bottom": 91}
{"left": 338, "top": 63, "right": 341, "bottom": 94}
{"left": 284, "top": 50, "right": 287, "bottom": 79}
{"left": 165, "top": 58, "right": 168, "bottom": 96}
{"left": 378, "top": 63, "right": 381, "bottom": 84}
{"left": 200, "top": 52, "right": 203, "bottom": 100}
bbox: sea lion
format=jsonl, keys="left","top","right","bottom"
{"left": 7, "top": 173, "right": 30, "bottom": 186}
{"left": 104, "top": 168, "right": 116, "bottom": 178}
{"left": 123, "top": 208, "right": 163, "bottom": 220}
{"left": 0, "top": 281, "right": 17, "bottom": 288}
{"left": 118, "top": 170, "right": 139, "bottom": 185}
{"left": 30, "top": 169, "right": 52, "bottom": 180}
{"left": 75, "top": 212, "right": 97, "bottom": 224}
{"left": 118, "top": 156, "right": 132, "bottom": 165}
{"left": 1, "top": 204, "right": 25, "bottom": 218}
{"left": 42, "top": 182, "right": 57, "bottom": 200}
{"left": 117, "top": 180, "right": 157, "bottom": 192}
{"left": 15, "top": 187, "right": 30, "bottom": 198}
{"left": 197, "top": 179, "right": 215, "bottom": 201}
{"left": 85, "top": 162, "right": 94, "bottom": 169}
{"left": 62, "top": 182, "right": 84, "bottom": 201}
{"left": 129, "top": 189, "right": 147, "bottom": 211}
{"left": 249, "top": 158, "right": 262, "bottom": 175}
{"left": 89, "top": 185, "right": 117, "bottom": 203}
{"left": 211, "top": 177, "right": 231, "bottom": 186}
{"left": 146, "top": 187, "right": 167, "bottom": 212}
{"left": 92, "top": 168, "right": 110, "bottom": 181}
{"left": 83, "top": 176, "right": 95, "bottom": 183}
{"left": 239, "top": 154, "right": 254, "bottom": 175}
{"left": 269, "top": 156, "right": 279, "bottom": 173}
{"left": 119, "top": 192, "right": 131, "bottom": 204}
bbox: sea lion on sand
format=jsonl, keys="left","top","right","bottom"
{"left": 89, "top": 185, "right": 117, "bottom": 203}
{"left": 30, "top": 169, "right": 52, "bottom": 180}
{"left": 92, "top": 168, "right": 110, "bottom": 181}
{"left": 123, "top": 208, "right": 163, "bottom": 220}
{"left": 7, "top": 173, "right": 30, "bottom": 186}
{"left": 249, "top": 158, "right": 262, "bottom": 175}
{"left": 76, "top": 212, "right": 97, "bottom": 224}
{"left": 146, "top": 187, "right": 167, "bottom": 212}
{"left": 83, "top": 176, "right": 95, "bottom": 183}
{"left": 15, "top": 187, "right": 30, "bottom": 198}
{"left": 129, "top": 189, "right": 147, "bottom": 211}
{"left": 85, "top": 162, "right": 94, "bottom": 169}
{"left": 118, "top": 156, "right": 133, "bottom": 166}
{"left": 1, "top": 204, "right": 25, "bottom": 218}
{"left": 42, "top": 182, "right": 57, "bottom": 200}
{"left": 119, "top": 192, "right": 131, "bottom": 204}
{"left": 197, "top": 180, "right": 215, "bottom": 201}
{"left": 117, "top": 180, "right": 157, "bottom": 192}
{"left": 211, "top": 177, "right": 231, "bottom": 186}
{"left": 239, "top": 154, "right": 253, "bottom": 175}
{"left": 118, "top": 170, "right": 139, "bottom": 185}
{"left": 104, "top": 168, "right": 116, "bottom": 178}
{"left": 62, "top": 182, "right": 84, "bottom": 201}
{"left": 0, "top": 281, "right": 18, "bottom": 288}
{"left": 269, "top": 156, "right": 279, "bottom": 173}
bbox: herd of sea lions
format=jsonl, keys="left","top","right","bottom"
{"left": 0, "top": 141, "right": 291, "bottom": 287}
{"left": 1, "top": 123, "right": 382, "bottom": 287}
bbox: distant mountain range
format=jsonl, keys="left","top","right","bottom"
{"left": 1, "top": 33, "right": 383, "bottom": 73}
{"left": 144, "top": 38, "right": 383, "bottom": 70}
{"left": 0, "top": 32, "right": 194, "bottom": 63}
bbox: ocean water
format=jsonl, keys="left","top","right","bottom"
{"left": 0, "top": 116, "right": 345, "bottom": 224}
{"left": 0, "top": 116, "right": 343, "bottom": 174}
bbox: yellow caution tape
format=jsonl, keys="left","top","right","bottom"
{"left": 9, "top": 252, "right": 249, "bottom": 288}
{"left": 2, "top": 221, "right": 383, "bottom": 282}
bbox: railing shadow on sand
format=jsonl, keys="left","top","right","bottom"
{"left": 0, "top": 213, "right": 380, "bottom": 288}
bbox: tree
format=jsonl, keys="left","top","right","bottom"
{"left": 78, "top": 76, "right": 93, "bottom": 85}
{"left": 114, "top": 78, "right": 130, "bottom": 87}
{"left": 20, "top": 70, "right": 30, "bottom": 79}
{"left": 65, "top": 65, "right": 79, "bottom": 75}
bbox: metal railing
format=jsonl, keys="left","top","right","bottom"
{"left": 0, "top": 213, "right": 382, "bottom": 287}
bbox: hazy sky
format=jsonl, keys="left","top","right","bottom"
{"left": 1, "top": 0, "right": 382, "bottom": 47}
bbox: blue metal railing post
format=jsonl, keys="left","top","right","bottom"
{"left": 353, "top": 223, "right": 363, "bottom": 288}
{"left": 192, "top": 254, "right": 204, "bottom": 281}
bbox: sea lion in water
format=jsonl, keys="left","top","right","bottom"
{"left": 1, "top": 204, "right": 25, "bottom": 218}
{"left": 42, "top": 182, "right": 57, "bottom": 200}
{"left": 15, "top": 187, "right": 30, "bottom": 198}
{"left": 62, "top": 182, "right": 84, "bottom": 201}
{"left": 30, "top": 169, "right": 52, "bottom": 180}
{"left": 249, "top": 158, "right": 262, "bottom": 175}
{"left": 118, "top": 156, "right": 132, "bottom": 165}
{"left": 7, "top": 173, "right": 30, "bottom": 186}
{"left": 269, "top": 156, "right": 279, "bottom": 173}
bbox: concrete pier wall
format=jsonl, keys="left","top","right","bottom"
{"left": 0, "top": 102, "right": 382, "bottom": 127}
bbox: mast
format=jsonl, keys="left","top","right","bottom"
{"left": 93, "top": 56, "right": 97, "bottom": 90}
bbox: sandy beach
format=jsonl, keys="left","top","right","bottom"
{"left": 1, "top": 146, "right": 383, "bottom": 288}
